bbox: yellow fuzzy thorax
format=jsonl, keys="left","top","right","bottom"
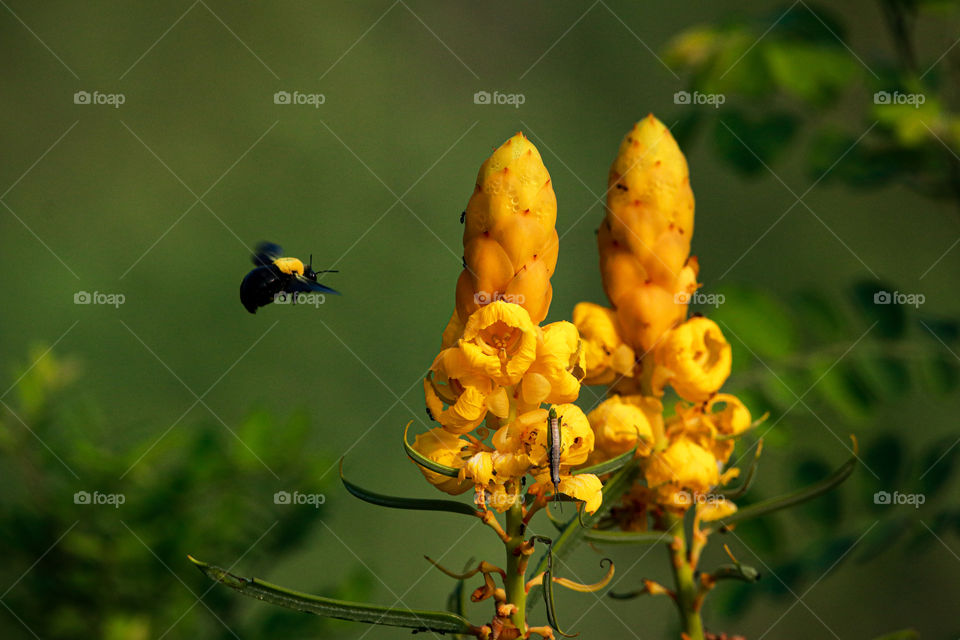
{"left": 272, "top": 257, "right": 304, "bottom": 275}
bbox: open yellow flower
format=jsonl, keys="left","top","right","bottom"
{"left": 459, "top": 301, "right": 538, "bottom": 387}
{"left": 519, "top": 321, "right": 585, "bottom": 406}
{"left": 652, "top": 316, "right": 732, "bottom": 402}
{"left": 587, "top": 394, "right": 662, "bottom": 460}
{"left": 410, "top": 428, "right": 472, "bottom": 495}
{"left": 425, "top": 348, "right": 495, "bottom": 434}
{"left": 572, "top": 302, "right": 636, "bottom": 385}
{"left": 644, "top": 436, "right": 719, "bottom": 507}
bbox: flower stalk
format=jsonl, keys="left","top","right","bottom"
{"left": 666, "top": 512, "right": 704, "bottom": 640}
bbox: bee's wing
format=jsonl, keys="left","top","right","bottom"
{"left": 251, "top": 241, "right": 283, "bottom": 267}
{"left": 291, "top": 274, "right": 341, "bottom": 296}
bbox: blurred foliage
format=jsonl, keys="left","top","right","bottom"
{"left": 0, "top": 347, "right": 370, "bottom": 639}
{"left": 664, "top": 0, "right": 960, "bottom": 208}
{"left": 685, "top": 279, "right": 960, "bottom": 619}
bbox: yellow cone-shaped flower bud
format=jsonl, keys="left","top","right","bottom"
{"left": 456, "top": 133, "right": 558, "bottom": 326}
{"left": 652, "top": 316, "right": 732, "bottom": 402}
{"left": 599, "top": 115, "right": 699, "bottom": 352}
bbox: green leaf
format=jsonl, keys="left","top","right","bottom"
{"left": 713, "top": 110, "right": 800, "bottom": 175}
{"left": 339, "top": 460, "right": 478, "bottom": 517}
{"left": 792, "top": 456, "right": 841, "bottom": 526}
{"left": 921, "top": 354, "right": 960, "bottom": 394}
{"left": 792, "top": 289, "right": 848, "bottom": 342}
{"left": 715, "top": 447, "right": 857, "bottom": 528}
{"left": 860, "top": 354, "right": 911, "bottom": 398}
{"left": 705, "top": 562, "right": 761, "bottom": 583}
{"left": 850, "top": 280, "right": 907, "bottom": 339}
{"left": 808, "top": 358, "right": 876, "bottom": 420}
{"left": 773, "top": 3, "right": 847, "bottom": 43}
{"left": 582, "top": 529, "right": 667, "bottom": 546}
{"left": 712, "top": 285, "right": 797, "bottom": 361}
{"left": 402, "top": 422, "right": 460, "bottom": 477}
{"left": 763, "top": 41, "right": 858, "bottom": 105}
{"left": 863, "top": 433, "right": 903, "bottom": 491}
{"left": 189, "top": 557, "right": 475, "bottom": 634}
{"left": 855, "top": 517, "right": 908, "bottom": 564}
{"left": 528, "top": 459, "right": 640, "bottom": 606}
{"left": 918, "top": 437, "right": 957, "bottom": 497}
{"left": 869, "top": 630, "right": 919, "bottom": 640}
{"left": 574, "top": 446, "right": 637, "bottom": 477}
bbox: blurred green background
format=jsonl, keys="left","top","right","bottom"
{"left": 1, "top": 1, "right": 959, "bottom": 638}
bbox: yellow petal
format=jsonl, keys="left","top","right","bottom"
{"left": 521, "top": 371, "right": 551, "bottom": 405}
{"left": 559, "top": 474, "right": 603, "bottom": 513}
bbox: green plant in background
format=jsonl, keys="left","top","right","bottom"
{"left": 664, "top": 0, "right": 960, "bottom": 212}
{"left": 0, "top": 346, "right": 368, "bottom": 639}
{"left": 701, "top": 278, "right": 959, "bottom": 624}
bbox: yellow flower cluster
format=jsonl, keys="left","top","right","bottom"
{"left": 413, "top": 134, "right": 602, "bottom": 513}
{"left": 575, "top": 116, "right": 754, "bottom": 523}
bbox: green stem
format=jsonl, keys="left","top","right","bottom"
{"left": 504, "top": 500, "right": 526, "bottom": 633}
{"left": 666, "top": 512, "right": 704, "bottom": 640}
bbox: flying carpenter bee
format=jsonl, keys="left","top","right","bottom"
{"left": 547, "top": 408, "right": 563, "bottom": 506}
{"left": 239, "top": 241, "right": 340, "bottom": 314}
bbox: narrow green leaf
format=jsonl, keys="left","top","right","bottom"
{"left": 716, "top": 449, "right": 857, "bottom": 528}
{"left": 402, "top": 422, "right": 460, "bottom": 478}
{"left": 189, "top": 556, "right": 475, "bottom": 634}
{"left": 340, "top": 460, "right": 478, "bottom": 517}
{"left": 574, "top": 446, "right": 637, "bottom": 476}
{"left": 850, "top": 280, "right": 906, "bottom": 339}
{"left": 918, "top": 437, "right": 958, "bottom": 497}
{"left": 528, "top": 459, "right": 640, "bottom": 606}
{"left": 721, "top": 442, "right": 762, "bottom": 499}
{"left": 869, "top": 630, "right": 919, "bottom": 640}
{"left": 582, "top": 529, "right": 667, "bottom": 546}
{"left": 705, "top": 563, "right": 760, "bottom": 583}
